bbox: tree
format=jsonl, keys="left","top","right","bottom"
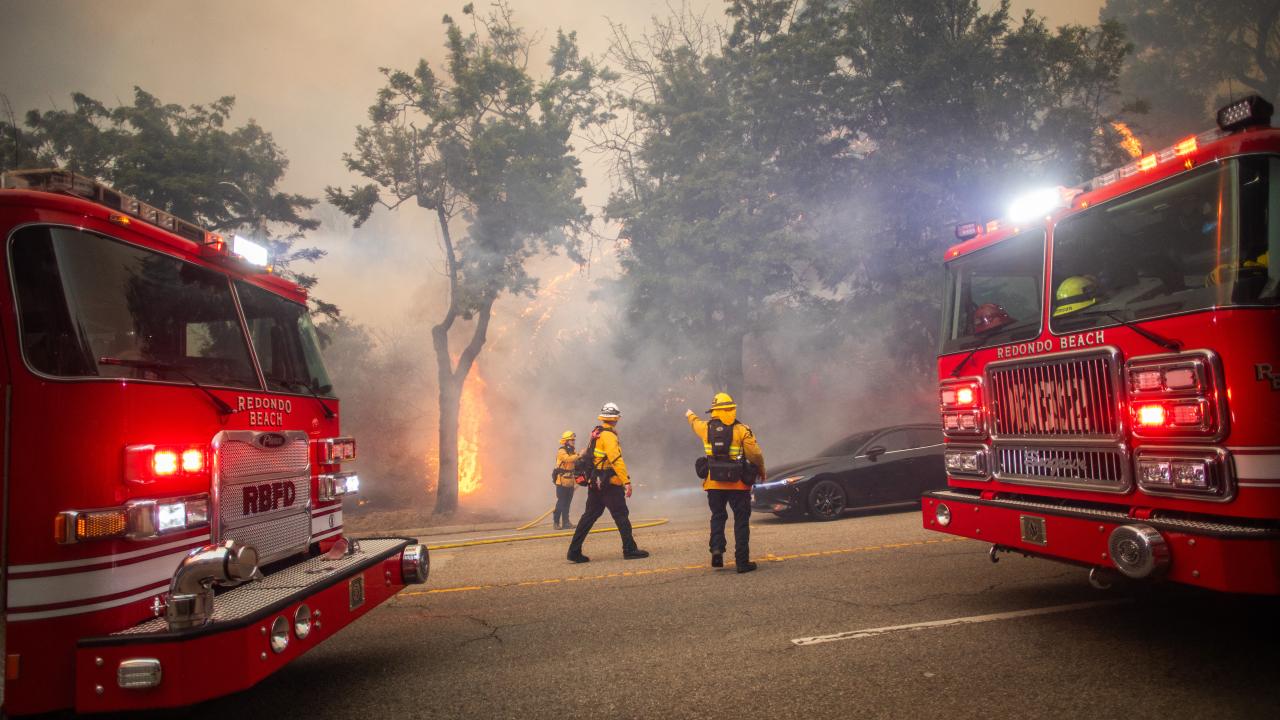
{"left": 0, "top": 89, "right": 332, "bottom": 316}
{"left": 327, "top": 2, "right": 610, "bottom": 514}
{"left": 827, "top": 0, "right": 1135, "bottom": 370}
{"left": 603, "top": 0, "right": 850, "bottom": 403}
{"left": 605, "top": 0, "right": 1134, "bottom": 400}
{"left": 1102, "top": 0, "right": 1280, "bottom": 145}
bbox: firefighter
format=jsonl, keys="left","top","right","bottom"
{"left": 552, "top": 431, "right": 578, "bottom": 530}
{"left": 566, "top": 402, "right": 650, "bottom": 562}
{"left": 686, "top": 392, "right": 765, "bottom": 573}
{"left": 1053, "top": 275, "right": 1100, "bottom": 317}
{"left": 971, "top": 302, "right": 1014, "bottom": 334}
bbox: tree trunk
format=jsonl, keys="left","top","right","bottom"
{"left": 434, "top": 378, "right": 462, "bottom": 515}
{"left": 431, "top": 298, "right": 493, "bottom": 516}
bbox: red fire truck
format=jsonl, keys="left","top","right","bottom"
{"left": 922, "top": 96, "right": 1280, "bottom": 594}
{"left": 0, "top": 170, "right": 430, "bottom": 714}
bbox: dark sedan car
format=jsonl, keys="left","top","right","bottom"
{"left": 751, "top": 424, "right": 945, "bottom": 521}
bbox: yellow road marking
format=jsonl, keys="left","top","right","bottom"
{"left": 515, "top": 506, "right": 555, "bottom": 531}
{"left": 402, "top": 537, "right": 968, "bottom": 597}
{"left": 426, "top": 519, "right": 670, "bottom": 550}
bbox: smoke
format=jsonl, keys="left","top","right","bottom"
{"left": 319, "top": 198, "right": 939, "bottom": 530}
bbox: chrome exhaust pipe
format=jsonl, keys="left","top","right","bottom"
{"left": 166, "top": 541, "right": 260, "bottom": 630}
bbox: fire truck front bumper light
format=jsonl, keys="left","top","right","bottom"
{"left": 117, "top": 658, "right": 162, "bottom": 689}
{"left": 934, "top": 503, "right": 952, "bottom": 527}
{"left": 293, "top": 604, "right": 312, "bottom": 640}
{"left": 1108, "top": 524, "right": 1170, "bottom": 579}
{"left": 401, "top": 543, "right": 430, "bottom": 585}
{"left": 270, "top": 616, "right": 290, "bottom": 654}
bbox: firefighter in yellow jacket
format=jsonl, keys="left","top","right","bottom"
{"left": 552, "top": 431, "right": 579, "bottom": 530}
{"left": 567, "top": 402, "right": 650, "bottom": 562}
{"left": 686, "top": 392, "right": 765, "bottom": 573}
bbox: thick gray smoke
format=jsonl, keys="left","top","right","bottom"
{"left": 318, "top": 200, "right": 939, "bottom": 529}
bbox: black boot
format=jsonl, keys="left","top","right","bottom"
{"left": 711, "top": 553, "right": 724, "bottom": 568}
{"left": 623, "top": 548, "right": 650, "bottom": 559}
{"left": 737, "top": 561, "right": 758, "bottom": 574}
{"left": 567, "top": 550, "right": 590, "bottom": 563}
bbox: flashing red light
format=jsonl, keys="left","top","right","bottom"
{"left": 1136, "top": 404, "right": 1167, "bottom": 427}
{"left": 152, "top": 450, "right": 180, "bottom": 476}
{"left": 956, "top": 387, "right": 975, "bottom": 405}
{"left": 181, "top": 448, "right": 205, "bottom": 473}
{"left": 1138, "top": 154, "right": 1157, "bottom": 172}
{"left": 1174, "top": 137, "right": 1197, "bottom": 156}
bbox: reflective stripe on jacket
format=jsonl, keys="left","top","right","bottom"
{"left": 554, "top": 445, "right": 579, "bottom": 488}
{"left": 687, "top": 406, "right": 765, "bottom": 492}
{"left": 592, "top": 424, "right": 629, "bottom": 485}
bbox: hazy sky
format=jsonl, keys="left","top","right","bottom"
{"left": 2, "top": 0, "right": 1103, "bottom": 197}
{"left": 0, "top": 0, "right": 1103, "bottom": 326}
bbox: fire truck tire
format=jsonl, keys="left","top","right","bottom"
{"left": 808, "top": 480, "right": 846, "bottom": 521}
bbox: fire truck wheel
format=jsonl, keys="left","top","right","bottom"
{"left": 808, "top": 480, "right": 846, "bottom": 521}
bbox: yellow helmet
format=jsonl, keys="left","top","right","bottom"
{"left": 1053, "top": 275, "right": 1099, "bottom": 317}
{"left": 1206, "top": 251, "right": 1271, "bottom": 286}
{"left": 560, "top": 430, "right": 575, "bottom": 442}
{"left": 709, "top": 392, "right": 736, "bottom": 411}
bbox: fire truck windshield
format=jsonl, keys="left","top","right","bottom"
{"left": 10, "top": 225, "right": 334, "bottom": 396}
{"left": 940, "top": 229, "right": 1045, "bottom": 355}
{"left": 236, "top": 280, "right": 335, "bottom": 398}
{"left": 1050, "top": 156, "right": 1279, "bottom": 333}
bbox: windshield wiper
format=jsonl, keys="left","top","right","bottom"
{"left": 99, "top": 357, "right": 236, "bottom": 415}
{"left": 276, "top": 377, "right": 336, "bottom": 419}
{"left": 950, "top": 321, "right": 1038, "bottom": 377}
{"left": 1069, "top": 309, "right": 1182, "bottom": 352}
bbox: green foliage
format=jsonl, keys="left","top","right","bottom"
{"left": 605, "top": 1, "right": 850, "bottom": 399}
{"left": 828, "top": 0, "right": 1133, "bottom": 369}
{"left": 0, "top": 88, "right": 331, "bottom": 317}
{"left": 1102, "top": 0, "right": 1280, "bottom": 145}
{"left": 606, "top": 0, "right": 1134, "bottom": 392}
{"left": 328, "top": 2, "right": 611, "bottom": 512}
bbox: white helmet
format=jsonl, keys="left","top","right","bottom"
{"left": 598, "top": 402, "right": 621, "bottom": 420}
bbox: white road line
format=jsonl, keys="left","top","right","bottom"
{"left": 791, "top": 599, "right": 1129, "bottom": 647}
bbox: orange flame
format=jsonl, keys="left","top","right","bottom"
{"left": 1112, "top": 121, "right": 1143, "bottom": 159}
{"left": 457, "top": 370, "right": 488, "bottom": 496}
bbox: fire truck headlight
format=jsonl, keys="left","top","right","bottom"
{"left": 293, "top": 604, "right": 312, "bottom": 640}
{"left": 270, "top": 616, "right": 290, "bottom": 654}
{"left": 157, "top": 502, "right": 187, "bottom": 532}
{"left": 1137, "top": 459, "right": 1172, "bottom": 486}
{"left": 935, "top": 503, "right": 952, "bottom": 527}
{"left": 185, "top": 497, "right": 209, "bottom": 527}
{"left": 1172, "top": 459, "right": 1209, "bottom": 489}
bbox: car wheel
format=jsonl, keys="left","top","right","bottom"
{"left": 808, "top": 480, "right": 846, "bottom": 521}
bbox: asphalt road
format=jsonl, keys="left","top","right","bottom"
{"left": 165, "top": 505, "right": 1278, "bottom": 720}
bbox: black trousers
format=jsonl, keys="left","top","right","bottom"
{"left": 568, "top": 483, "right": 637, "bottom": 553}
{"left": 708, "top": 489, "right": 751, "bottom": 564}
{"left": 553, "top": 484, "right": 575, "bottom": 526}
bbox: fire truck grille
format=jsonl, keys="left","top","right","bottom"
{"left": 987, "top": 351, "right": 1120, "bottom": 439}
{"left": 215, "top": 432, "right": 312, "bottom": 565}
{"left": 994, "top": 444, "right": 1131, "bottom": 493}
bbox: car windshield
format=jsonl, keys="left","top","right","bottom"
{"left": 940, "top": 230, "right": 1045, "bottom": 354}
{"left": 818, "top": 431, "right": 878, "bottom": 457}
{"left": 10, "top": 225, "right": 260, "bottom": 388}
{"left": 1050, "top": 157, "right": 1279, "bottom": 333}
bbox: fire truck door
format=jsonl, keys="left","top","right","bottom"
{"left": 0, "top": 321, "right": 10, "bottom": 710}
